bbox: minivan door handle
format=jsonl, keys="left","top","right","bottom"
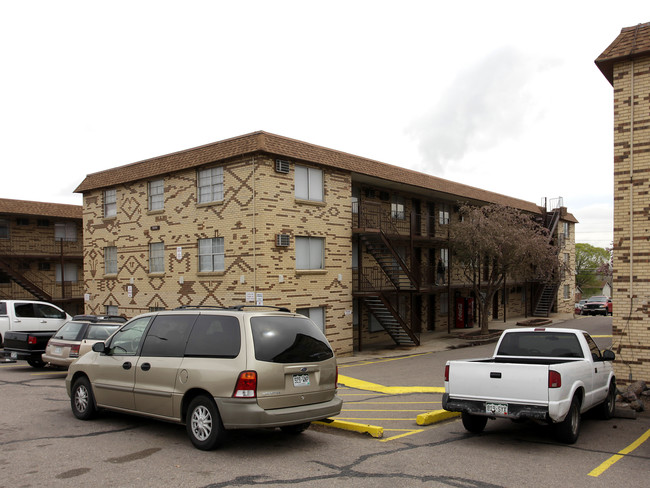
{"left": 122, "top": 362, "right": 132, "bottom": 370}
{"left": 141, "top": 363, "right": 151, "bottom": 371}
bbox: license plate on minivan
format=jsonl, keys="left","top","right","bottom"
{"left": 293, "top": 373, "right": 310, "bottom": 387}
{"left": 486, "top": 403, "right": 508, "bottom": 415}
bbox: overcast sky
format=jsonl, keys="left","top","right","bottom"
{"left": 1, "top": 1, "right": 646, "bottom": 248}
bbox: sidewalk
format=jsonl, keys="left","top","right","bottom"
{"left": 338, "top": 312, "right": 579, "bottom": 364}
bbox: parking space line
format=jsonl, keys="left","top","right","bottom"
{"left": 338, "top": 374, "right": 444, "bottom": 394}
{"left": 30, "top": 371, "right": 67, "bottom": 376}
{"left": 381, "top": 429, "right": 425, "bottom": 442}
{"left": 339, "top": 352, "right": 432, "bottom": 368}
{"left": 588, "top": 428, "right": 650, "bottom": 477}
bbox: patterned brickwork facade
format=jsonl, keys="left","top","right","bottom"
{"left": 597, "top": 23, "right": 650, "bottom": 384}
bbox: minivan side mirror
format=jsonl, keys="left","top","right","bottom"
{"left": 92, "top": 342, "right": 106, "bottom": 353}
{"left": 602, "top": 349, "right": 615, "bottom": 361}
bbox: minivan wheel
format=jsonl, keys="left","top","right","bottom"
{"left": 186, "top": 395, "right": 225, "bottom": 450}
{"left": 280, "top": 422, "right": 311, "bottom": 435}
{"left": 71, "top": 376, "right": 96, "bottom": 420}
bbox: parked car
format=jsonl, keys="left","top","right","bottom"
{"left": 42, "top": 315, "right": 126, "bottom": 368}
{"left": 66, "top": 306, "right": 342, "bottom": 450}
{"left": 574, "top": 299, "right": 589, "bottom": 314}
{"left": 581, "top": 296, "right": 613, "bottom": 316}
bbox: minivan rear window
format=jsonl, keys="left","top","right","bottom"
{"left": 250, "top": 316, "right": 333, "bottom": 363}
{"left": 184, "top": 315, "right": 241, "bottom": 358}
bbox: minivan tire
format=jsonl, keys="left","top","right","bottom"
{"left": 71, "top": 376, "right": 97, "bottom": 420}
{"left": 186, "top": 395, "right": 226, "bottom": 450}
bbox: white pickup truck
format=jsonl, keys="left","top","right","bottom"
{"left": 442, "top": 327, "right": 616, "bottom": 443}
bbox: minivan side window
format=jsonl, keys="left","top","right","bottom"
{"left": 250, "top": 316, "right": 333, "bottom": 363}
{"left": 108, "top": 317, "right": 151, "bottom": 355}
{"left": 184, "top": 315, "right": 241, "bottom": 358}
{"left": 140, "top": 314, "right": 196, "bottom": 357}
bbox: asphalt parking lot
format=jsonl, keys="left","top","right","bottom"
{"left": 1, "top": 316, "right": 648, "bottom": 488}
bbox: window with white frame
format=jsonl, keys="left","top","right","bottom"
{"left": 440, "top": 248, "right": 449, "bottom": 268}
{"left": 0, "top": 219, "right": 9, "bottom": 239}
{"left": 105, "top": 305, "right": 118, "bottom": 315}
{"left": 54, "top": 222, "right": 77, "bottom": 241}
{"left": 198, "top": 237, "right": 224, "bottom": 272}
{"left": 391, "top": 195, "right": 405, "bottom": 220}
{"left": 351, "top": 187, "right": 359, "bottom": 214}
{"left": 148, "top": 179, "right": 164, "bottom": 211}
{"left": 56, "top": 263, "right": 79, "bottom": 283}
{"left": 296, "top": 307, "right": 326, "bottom": 333}
{"left": 438, "top": 204, "right": 450, "bottom": 225}
{"left": 563, "top": 284, "right": 570, "bottom": 299}
{"left": 296, "top": 236, "right": 324, "bottom": 270}
{"left": 562, "top": 222, "right": 569, "bottom": 238}
{"left": 149, "top": 242, "right": 165, "bottom": 273}
{"left": 104, "top": 246, "right": 117, "bottom": 275}
{"left": 104, "top": 189, "right": 116, "bottom": 218}
{"left": 197, "top": 167, "right": 224, "bottom": 204}
{"left": 295, "top": 165, "right": 323, "bottom": 202}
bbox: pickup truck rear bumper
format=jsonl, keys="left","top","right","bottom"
{"left": 2, "top": 349, "right": 45, "bottom": 362}
{"left": 443, "top": 393, "right": 550, "bottom": 422}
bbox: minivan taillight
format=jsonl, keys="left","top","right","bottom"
{"left": 549, "top": 370, "right": 562, "bottom": 388}
{"left": 233, "top": 371, "right": 257, "bottom": 398}
{"left": 70, "top": 344, "right": 81, "bottom": 358}
{"left": 444, "top": 365, "right": 450, "bottom": 382}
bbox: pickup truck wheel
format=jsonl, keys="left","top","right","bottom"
{"left": 71, "top": 377, "right": 96, "bottom": 420}
{"left": 27, "top": 359, "right": 46, "bottom": 368}
{"left": 186, "top": 395, "right": 226, "bottom": 450}
{"left": 597, "top": 380, "right": 616, "bottom": 420}
{"left": 555, "top": 396, "right": 581, "bottom": 444}
{"left": 461, "top": 413, "right": 488, "bottom": 433}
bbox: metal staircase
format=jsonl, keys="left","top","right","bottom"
{"left": 362, "top": 295, "right": 419, "bottom": 346}
{"left": 0, "top": 257, "right": 51, "bottom": 301}
{"left": 533, "top": 283, "right": 558, "bottom": 317}
{"left": 359, "top": 234, "right": 417, "bottom": 291}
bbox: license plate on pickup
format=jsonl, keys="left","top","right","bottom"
{"left": 292, "top": 373, "right": 310, "bottom": 387}
{"left": 486, "top": 403, "right": 508, "bottom": 415}
{"left": 10, "top": 352, "right": 18, "bottom": 360}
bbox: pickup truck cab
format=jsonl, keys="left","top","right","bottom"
{"left": 443, "top": 327, "right": 616, "bottom": 443}
{"left": 1, "top": 300, "right": 72, "bottom": 367}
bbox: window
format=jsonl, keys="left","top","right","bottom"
{"left": 104, "top": 246, "right": 117, "bottom": 275}
{"left": 37, "top": 219, "right": 50, "bottom": 227}
{"left": 197, "top": 167, "right": 224, "bottom": 204}
{"left": 148, "top": 179, "right": 164, "bottom": 211}
{"left": 141, "top": 314, "right": 196, "bottom": 357}
{"left": 391, "top": 195, "right": 405, "bottom": 220}
{"left": 104, "top": 189, "right": 116, "bottom": 217}
{"left": 351, "top": 187, "right": 359, "bottom": 214}
{"left": 108, "top": 316, "right": 150, "bottom": 355}
{"left": 149, "top": 242, "right": 165, "bottom": 273}
{"left": 296, "top": 236, "right": 324, "bottom": 270}
{"left": 440, "top": 248, "right": 449, "bottom": 268}
{"left": 16, "top": 218, "right": 29, "bottom": 226}
{"left": 105, "top": 304, "right": 119, "bottom": 315}
{"left": 562, "top": 222, "right": 569, "bottom": 238}
{"left": 55, "top": 222, "right": 77, "bottom": 241}
{"left": 198, "top": 237, "right": 224, "bottom": 272}
{"left": 563, "top": 284, "right": 570, "bottom": 299}
{"left": 438, "top": 204, "right": 450, "bottom": 225}
{"left": 38, "top": 262, "right": 51, "bottom": 271}
{"left": 297, "top": 307, "right": 326, "bottom": 333}
{"left": 185, "top": 315, "right": 241, "bottom": 358}
{"left": 0, "top": 219, "right": 8, "bottom": 239}
{"left": 250, "top": 316, "right": 333, "bottom": 363}
{"left": 440, "top": 293, "right": 449, "bottom": 315}
{"left": 56, "top": 263, "right": 78, "bottom": 283}
{"left": 295, "top": 165, "right": 323, "bottom": 202}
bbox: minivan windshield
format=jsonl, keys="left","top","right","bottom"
{"left": 250, "top": 316, "right": 334, "bottom": 363}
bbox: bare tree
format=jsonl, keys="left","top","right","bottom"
{"left": 450, "top": 204, "right": 559, "bottom": 334}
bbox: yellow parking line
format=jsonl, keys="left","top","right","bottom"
{"left": 339, "top": 352, "right": 432, "bottom": 368}
{"left": 588, "top": 428, "right": 650, "bottom": 477}
{"left": 337, "top": 417, "right": 422, "bottom": 421}
{"left": 338, "top": 374, "right": 444, "bottom": 394}
{"left": 381, "top": 429, "right": 424, "bottom": 442}
{"left": 343, "top": 409, "right": 432, "bottom": 412}
{"left": 31, "top": 371, "right": 67, "bottom": 376}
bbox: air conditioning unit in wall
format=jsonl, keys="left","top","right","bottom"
{"left": 275, "top": 159, "right": 290, "bottom": 174}
{"left": 276, "top": 234, "right": 290, "bottom": 247}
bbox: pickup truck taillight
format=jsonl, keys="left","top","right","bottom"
{"left": 548, "top": 370, "right": 562, "bottom": 388}
{"left": 444, "top": 365, "right": 450, "bottom": 382}
{"left": 28, "top": 336, "right": 37, "bottom": 345}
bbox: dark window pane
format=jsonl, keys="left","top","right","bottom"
{"left": 185, "top": 315, "right": 241, "bottom": 358}
{"left": 14, "top": 303, "right": 36, "bottom": 318}
{"left": 141, "top": 314, "right": 196, "bottom": 357}
{"left": 250, "top": 316, "right": 333, "bottom": 363}
{"left": 53, "top": 321, "right": 86, "bottom": 341}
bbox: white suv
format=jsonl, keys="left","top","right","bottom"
{"left": 66, "top": 306, "right": 342, "bottom": 450}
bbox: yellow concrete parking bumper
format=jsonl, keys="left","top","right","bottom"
{"left": 416, "top": 409, "right": 460, "bottom": 426}
{"left": 314, "top": 418, "right": 384, "bottom": 438}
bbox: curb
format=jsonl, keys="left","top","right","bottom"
{"left": 416, "top": 409, "right": 461, "bottom": 426}
{"left": 314, "top": 418, "right": 384, "bottom": 438}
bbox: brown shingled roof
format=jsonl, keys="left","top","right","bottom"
{"left": 595, "top": 22, "right": 650, "bottom": 85}
{"left": 0, "top": 198, "right": 82, "bottom": 220}
{"left": 75, "top": 131, "right": 542, "bottom": 214}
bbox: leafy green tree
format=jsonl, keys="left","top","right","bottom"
{"left": 575, "top": 243, "right": 611, "bottom": 292}
{"left": 450, "top": 204, "right": 558, "bottom": 334}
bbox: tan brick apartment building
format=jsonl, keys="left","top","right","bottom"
{"left": 596, "top": 22, "right": 650, "bottom": 384}
{"left": 74, "top": 131, "right": 576, "bottom": 356}
{"left": 0, "top": 198, "right": 84, "bottom": 315}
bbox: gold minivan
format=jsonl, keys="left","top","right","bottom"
{"left": 65, "top": 306, "right": 342, "bottom": 450}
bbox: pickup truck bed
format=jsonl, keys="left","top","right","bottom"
{"left": 3, "top": 331, "right": 56, "bottom": 367}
